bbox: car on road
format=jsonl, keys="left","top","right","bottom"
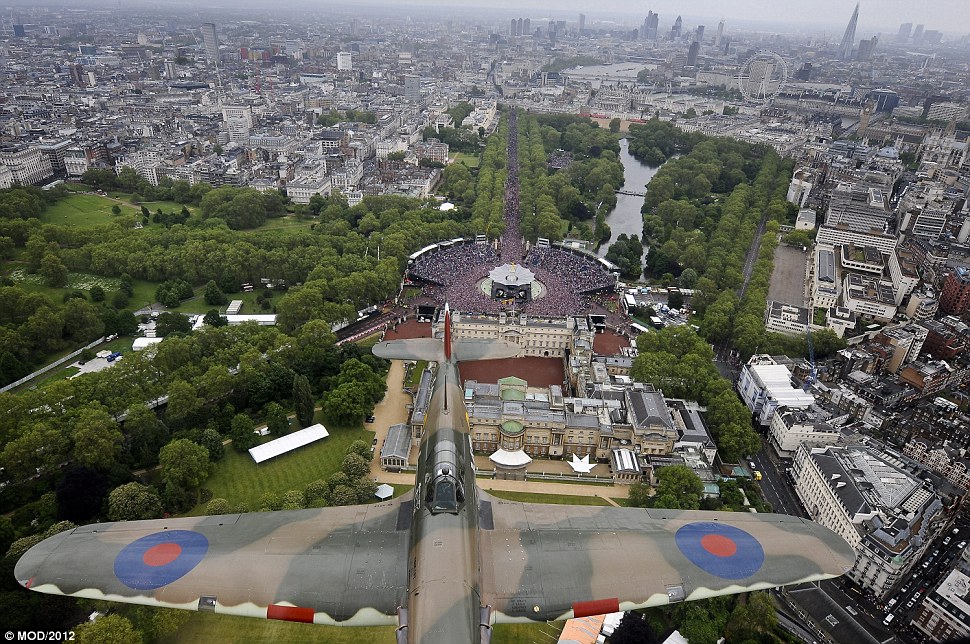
{"left": 365, "top": 415, "right": 375, "bottom": 423}
{"left": 944, "top": 536, "right": 951, "bottom": 546}
{"left": 749, "top": 461, "right": 757, "bottom": 470}
{"left": 959, "top": 541, "right": 967, "bottom": 549}
{"left": 845, "top": 605, "right": 858, "bottom": 616}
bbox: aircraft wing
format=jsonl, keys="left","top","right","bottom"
{"left": 452, "top": 339, "right": 521, "bottom": 362}
{"left": 372, "top": 338, "right": 444, "bottom": 362}
{"left": 478, "top": 495, "right": 855, "bottom": 622}
{"left": 15, "top": 496, "right": 413, "bottom": 626}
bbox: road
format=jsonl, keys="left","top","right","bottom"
{"left": 752, "top": 447, "right": 805, "bottom": 518}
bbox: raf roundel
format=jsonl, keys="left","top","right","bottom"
{"left": 114, "top": 530, "right": 208, "bottom": 590}
{"left": 674, "top": 522, "right": 765, "bottom": 580}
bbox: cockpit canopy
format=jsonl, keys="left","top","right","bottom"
{"left": 427, "top": 466, "right": 464, "bottom": 515}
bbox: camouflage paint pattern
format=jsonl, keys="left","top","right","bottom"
{"left": 16, "top": 318, "right": 856, "bottom": 644}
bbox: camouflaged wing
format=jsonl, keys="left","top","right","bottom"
{"left": 372, "top": 338, "right": 445, "bottom": 363}
{"left": 15, "top": 496, "right": 413, "bottom": 626}
{"left": 478, "top": 495, "right": 856, "bottom": 622}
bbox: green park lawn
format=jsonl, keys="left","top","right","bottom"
{"left": 165, "top": 613, "right": 557, "bottom": 643}
{"left": 453, "top": 152, "right": 481, "bottom": 168}
{"left": 187, "top": 421, "right": 375, "bottom": 514}
{"left": 40, "top": 193, "right": 140, "bottom": 226}
{"left": 483, "top": 490, "right": 611, "bottom": 506}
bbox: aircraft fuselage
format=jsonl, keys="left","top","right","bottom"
{"left": 405, "top": 360, "right": 483, "bottom": 643}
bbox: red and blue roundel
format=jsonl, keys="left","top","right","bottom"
{"left": 675, "top": 522, "right": 765, "bottom": 580}
{"left": 114, "top": 530, "right": 208, "bottom": 590}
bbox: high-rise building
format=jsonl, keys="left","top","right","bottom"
{"left": 940, "top": 266, "right": 970, "bottom": 315}
{"left": 164, "top": 60, "right": 177, "bottom": 80}
{"left": 795, "top": 62, "right": 813, "bottom": 81}
{"left": 837, "top": 3, "right": 859, "bottom": 61}
{"left": 856, "top": 35, "right": 877, "bottom": 61}
{"left": 643, "top": 11, "right": 659, "bottom": 40}
{"left": 714, "top": 20, "right": 724, "bottom": 47}
{"left": 68, "top": 63, "right": 85, "bottom": 87}
{"left": 523, "top": 18, "right": 530, "bottom": 35}
{"left": 578, "top": 13, "right": 585, "bottom": 35}
{"left": 336, "top": 51, "right": 353, "bottom": 71}
{"left": 404, "top": 75, "right": 421, "bottom": 102}
{"left": 222, "top": 105, "right": 254, "bottom": 143}
{"left": 201, "top": 22, "right": 219, "bottom": 62}
{"left": 912, "top": 23, "right": 924, "bottom": 45}
{"left": 686, "top": 41, "right": 700, "bottom": 67}
{"left": 510, "top": 18, "right": 517, "bottom": 37}
{"left": 897, "top": 22, "right": 912, "bottom": 42}
{"left": 694, "top": 25, "right": 705, "bottom": 43}
{"left": 12, "top": 24, "right": 25, "bottom": 37}
{"left": 517, "top": 18, "right": 524, "bottom": 36}
{"left": 670, "top": 15, "right": 682, "bottom": 40}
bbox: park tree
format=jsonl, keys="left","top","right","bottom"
{"left": 354, "top": 478, "right": 378, "bottom": 503}
{"left": 281, "top": 490, "right": 305, "bottom": 510}
{"left": 203, "top": 309, "right": 227, "bottom": 327}
{"left": 71, "top": 405, "right": 123, "bottom": 470}
{"left": 229, "top": 413, "right": 259, "bottom": 452}
{"left": 204, "top": 280, "right": 228, "bottom": 305}
{"left": 39, "top": 252, "right": 69, "bottom": 287}
{"left": 111, "top": 204, "right": 121, "bottom": 215}
{"left": 90, "top": 285, "right": 105, "bottom": 302}
{"left": 155, "top": 311, "right": 191, "bottom": 336}
{"left": 164, "top": 379, "right": 202, "bottom": 427}
{"left": 329, "top": 484, "right": 358, "bottom": 506}
{"left": 264, "top": 402, "right": 290, "bottom": 436}
{"left": 627, "top": 481, "right": 652, "bottom": 508}
{"left": 323, "top": 381, "right": 368, "bottom": 426}
{"left": 293, "top": 373, "right": 315, "bottom": 428}
{"left": 159, "top": 439, "right": 210, "bottom": 493}
{"left": 205, "top": 498, "right": 231, "bottom": 515}
{"left": 0, "top": 424, "right": 66, "bottom": 479}
{"left": 342, "top": 453, "right": 370, "bottom": 480}
{"left": 348, "top": 439, "right": 372, "bottom": 460}
{"left": 125, "top": 404, "right": 170, "bottom": 467}
{"left": 653, "top": 465, "right": 704, "bottom": 510}
{"left": 74, "top": 614, "right": 143, "bottom": 644}
{"left": 199, "top": 427, "right": 225, "bottom": 461}
{"left": 304, "top": 479, "right": 329, "bottom": 506}
{"left": 107, "top": 482, "right": 164, "bottom": 521}
{"left": 611, "top": 612, "right": 658, "bottom": 644}
{"left": 55, "top": 466, "right": 112, "bottom": 523}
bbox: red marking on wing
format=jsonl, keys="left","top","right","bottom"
{"left": 701, "top": 534, "right": 737, "bottom": 557}
{"left": 267, "top": 605, "right": 315, "bottom": 623}
{"left": 26, "top": 577, "right": 34, "bottom": 589}
{"left": 572, "top": 597, "right": 619, "bottom": 618}
{"left": 143, "top": 543, "right": 182, "bottom": 567}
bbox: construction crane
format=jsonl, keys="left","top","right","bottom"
{"left": 803, "top": 324, "right": 817, "bottom": 392}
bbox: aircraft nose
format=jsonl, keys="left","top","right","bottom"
{"left": 14, "top": 529, "right": 74, "bottom": 588}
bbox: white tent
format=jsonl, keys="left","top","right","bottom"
{"left": 568, "top": 453, "right": 596, "bottom": 474}
{"left": 248, "top": 423, "right": 329, "bottom": 464}
{"left": 375, "top": 484, "right": 394, "bottom": 500}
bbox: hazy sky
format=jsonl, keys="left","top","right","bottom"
{"left": 375, "top": 0, "right": 970, "bottom": 35}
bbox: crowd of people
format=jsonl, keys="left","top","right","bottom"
{"left": 404, "top": 108, "right": 617, "bottom": 318}
{"left": 501, "top": 109, "right": 523, "bottom": 263}
{"left": 524, "top": 247, "right": 616, "bottom": 295}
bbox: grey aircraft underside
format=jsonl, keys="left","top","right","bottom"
{"left": 15, "top": 305, "right": 855, "bottom": 643}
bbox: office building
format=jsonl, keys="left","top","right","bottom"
{"left": 737, "top": 355, "right": 816, "bottom": 426}
{"left": 694, "top": 25, "right": 704, "bottom": 43}
{"left": 643, "top": 11, "right": 659, "bottom": 40}
{"left": 714, "top": 20, "right": 724, "bottom": 47}
{"left": 838, "top": 3, "right": 859, "bottom": 60}
{"left": 897, "top": 22, "right": 912, "bottom": 43}
{"left": 940, "top": 266, "right": 970, "bottom": 316}
{"left": 201, "top": 22, "right": 219, "bottom": 62}
{"left": 670, "top": 15, "right": 682, "bottom": 40}
{"left": 336, "top": 51, "right": 353, "bottom": 71}
{"left": 856, "top": 36, "right": 877, "bottom": 62}
{"left": 912, "top": 24, "right": 925, "bottom": 44}
{"left": 404, "top": 75, "right": 421, "bottom": 102}
{"left": 578, "top": 13, "right": 585, "bottom": 35}
{"left": 793, "top": 444, "right": 945, "bottom": 599}
{"left": 686, "top": 41, "right": 699, "bottom": 67}
{"left": 222, "top": 105, "right": 254, "bottom": 143}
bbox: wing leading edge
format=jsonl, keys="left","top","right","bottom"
{"left": 15, "top": 496, "right": 413, "bottom": 626}
{"left": 478, "top": 494, "right": 856, "bottom": 623}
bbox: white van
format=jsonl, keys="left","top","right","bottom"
{"left": 883, "top": 614, "right": 894, "bottom": 626}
